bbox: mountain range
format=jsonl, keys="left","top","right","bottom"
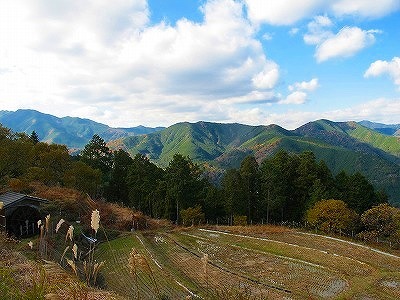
{"left": 1, "top": 109, "right": 399, "bottom": 205}
{"left": 0, "top": 109, "right": 164, "bottom": 151}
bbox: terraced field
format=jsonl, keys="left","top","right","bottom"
{"left": 96, "top": 226, "right": 400, "bottom": 299}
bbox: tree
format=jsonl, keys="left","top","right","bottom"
{"left": 80, "top": 134, "right": 113, "bottom": 175}
{"left": 202, "top": 183, "right": 224, "bottom": 223}
{"left": 0, "top": 128, "right": 33, "bottom": 179}
{"left": 106, "top": 149, "right": 133, "bottom": 203}
{"left": 28, "top": 143, "right": 71, "bottom": 185}
{"left": 165, "top": 154, "right": 205, "bottom": 223}
{"left": 359, "top": 203, "right": 400, "bottom": 242}
{"left": 180, "top": 206, "right": 205, "bottom": 226}
{"left": 126, "top": 153, "right": 164, "bottom": 215}
{"left": 63, "top": 161, "right": 102, "bottom": 197}
{"left": 240, "top": 156, "right": 260, "bottom": 223}
{"left": 335, "top": 171, "right": 383, "bottom": 214}
{"left": 306, "top": 199, "right": 359, "bottom": 234}
{"left": 221, "top": 169, "right": 245, "bottom": 224}
{"left": 260, "top": 150, "right": 297, "bottom": 222}
{"left": 30, "top": 131, "right": 40, "bottom": 144}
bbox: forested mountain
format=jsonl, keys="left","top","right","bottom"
{"left": 1, "top": 110, "right": 399, "bottom": 204}
{"left": 112, "top": 120, "right": 400, "bottom": 204}
{"left": 109, "top": 122, "right": 295, "bottom": 167}
{"left": 0, "top": 109, "right": 164, "bottom": 149}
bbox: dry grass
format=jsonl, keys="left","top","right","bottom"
{"left": 0, "top": 233, "right": 122, "bottom": 300}
{"left": 9, "top": 181, "right": 160, "bottom": 232}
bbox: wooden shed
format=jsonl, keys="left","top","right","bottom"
{"left": 0, "top": 191, "right": 48, "bottom": 237}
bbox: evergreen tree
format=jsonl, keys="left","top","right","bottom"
{"left": 30, "top": 131, "right": 40, "bottom": 144}
{"left": 126, "top": 153, "right": 164, "bottom": 215}
{"left": 106, "top": 149, "right": 133, "bottom": 203}
{"left": 239, "top": 156, "right": 260, "bottom": 223}
{"left": 221, "top": 168, "right": 245, "bottom": 223}
{"left": 80, "top": 134, "right": 113, "bottom": 175}
{"left": 165, "top": 154, "right": 205, "bottom": 223}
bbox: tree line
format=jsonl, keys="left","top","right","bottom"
{"left": 1, "top": 125, "right": 398, "bottom": 245}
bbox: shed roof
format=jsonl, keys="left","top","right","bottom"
{"left": 0, "top": 192, "right": 48, "bottom": 209}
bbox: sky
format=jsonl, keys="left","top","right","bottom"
{"left": 0, "top": 0, "right": 399, "bottom": 129}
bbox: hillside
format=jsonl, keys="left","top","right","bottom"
{"left": 115, "top": 119, "right": 400, "bottom": 204}
{"left": 0, "top": 109, "right": 164, "bottom": 149}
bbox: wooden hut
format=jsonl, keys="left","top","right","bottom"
{"left": 0, "top": 191, "right": 48, "bottom": 237}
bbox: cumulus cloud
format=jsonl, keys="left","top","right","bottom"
{"left": 252, "top": 61, "right": 280, "bottom": 89}
{"left": 364, "top": 57, "right": 400, "bottom": 87}
{"left": 279, "top": 91, "right": 308, "bottom": 105}
{"left": 289, "top": 78, "right": 319, "bottom": 92}
{"left": 0, "top": 0, "right": 281, "bottom": 127}
{"left": 244, "top": 0, "right": 400, "bottom": 25}
{"left": 315, "top": 27, "right": 379, "bottom": 62}
{"left": 280, "top": 78, "right": 319, "bottom": 105}
{"left": 303, "top": 15, "right": 381, "bottom": 62}
{"left": 244, "top": 0, "right": 324, "bottom": 25}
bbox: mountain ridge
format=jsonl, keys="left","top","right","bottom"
{"left": 0, "top": 109, "right": 164, "bottom": 149}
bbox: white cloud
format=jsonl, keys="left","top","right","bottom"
{"left": 315, "top": 27, "right": 378, "bottom": 62}
{"left": 244, "top": 0, "right": 400, "bottom": 25}
{"left": 303, "top": 15, "right": 334, "bottom": 45}
{"left": 332, "top": 0, "right": 400, "bottom": 18}
{"left": 279, "top": 91, "right": 308, "bottom": 105}
{"left": 289, "top": 78, "right": 319, "bottom": 92}
{"left": 244, "top": 0, "right": 324, "bottom": 25}
{"left": 252, "top": 61, "right": 280, "bottom": 89}
{"left": 364, "top": 57, "right": 400, "bottom": 87}
{"left": 0, "top": 0, "right": 282, "bottom": 127}
{"left": 266, "top": 98, "right": 400, "bottom": 129}
{"left": 280, "top": 78, "right": 319, "bottom": 105}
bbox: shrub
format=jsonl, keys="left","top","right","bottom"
{"left": 306, "top": 199, "right": 359, "bottom": 234}
{"left": 180, "top": 206, "right": 205, "bottom": 226}
{"left": 233, "top": 215, "right": 247, "bottom": 226}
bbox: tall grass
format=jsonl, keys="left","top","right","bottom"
{"left": 128, "top": 248, "right": 161, "bottom": 299}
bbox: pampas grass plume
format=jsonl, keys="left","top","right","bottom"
{"left": 91, "top": 209, "right": 100, "bottom": 234}
{"left": 65, "top": 225, "right": 74, "bottom": 242}
{"left": 72, "top": 243, "right": 78, "bottom": 260}
{"left": 45, "top": 214, "right": 51, "bottom": 233}
{"left": 55, "top": 219, "right": 65, "bottom": 233}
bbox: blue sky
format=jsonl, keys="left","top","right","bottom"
{"left": 0, "top": 0, "right": 399, "bottom": 129}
